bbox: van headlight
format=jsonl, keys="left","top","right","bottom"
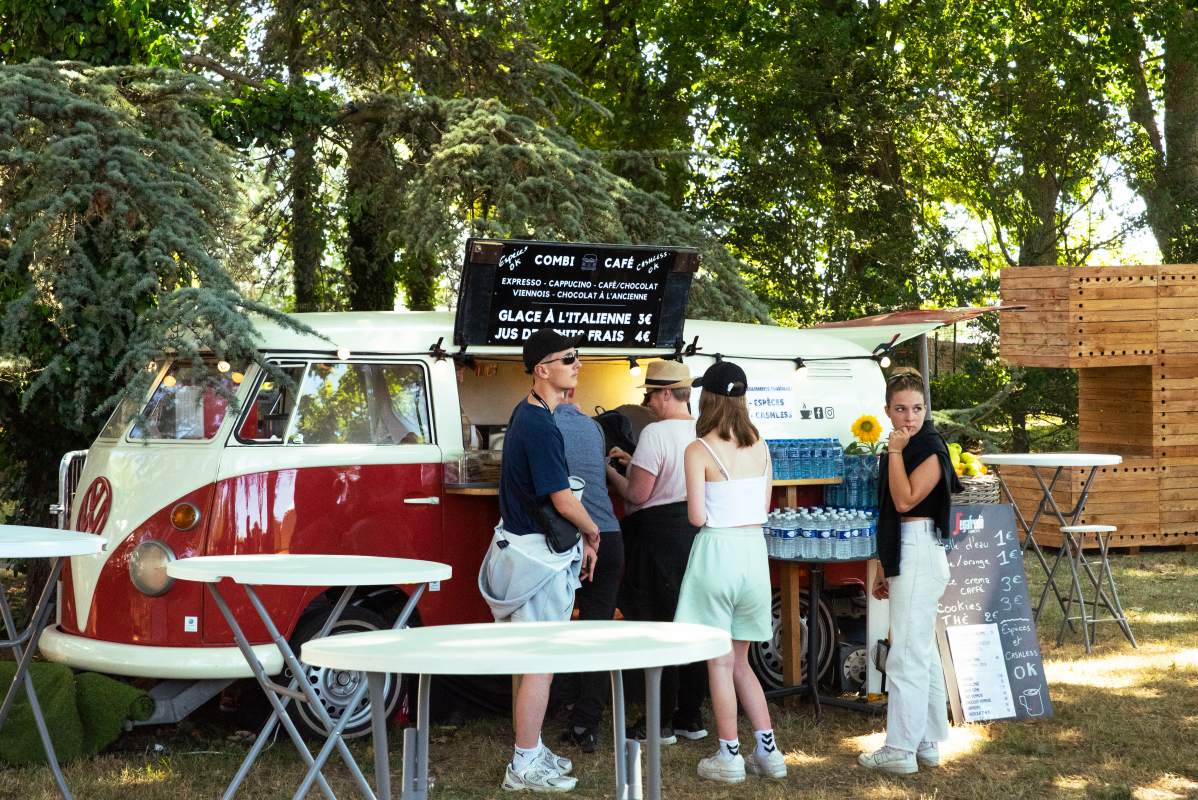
{"left": 129, "top": 540, "right": 176, "bottom": 597}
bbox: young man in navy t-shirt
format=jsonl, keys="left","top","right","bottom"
{"left": 478, "top": 328, "right": 599, "bottom": 793}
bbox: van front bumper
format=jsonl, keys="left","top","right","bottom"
{"left": 39, "top": 626, "right": 285, "bottom": 679}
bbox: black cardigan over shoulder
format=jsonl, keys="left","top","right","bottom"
{"left": 876, "top": 420, "right": 963, "bottom": 578}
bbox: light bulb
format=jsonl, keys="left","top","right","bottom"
{"left": 794, "top": 359, "right": 808, "bottom": 379}
{"left": 336, "top": 347, "right": 350, "bottom": 360}
{"left": 217, "top": 361, "right": 231, "bottom": 373}
{"left": 232, "top": 372, "right": 244, "bottom": 384}
{"left": 434, "top": 356, "right": 448, "bottom": 371}
{"left": 163, "top": 375, "right": 177, "bottom": 387}
{"left": 879, "top": 355, "right": 892, "bottom": 368}
{"left": 629, "top": 358, "right": 642, "bottom": 377}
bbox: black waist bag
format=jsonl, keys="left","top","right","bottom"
{"left": 536, "top": 500, "right": 581, "bottom": 554}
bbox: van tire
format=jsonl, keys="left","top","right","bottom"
{"left": 748, "top": 589, "right": 836, "bottom": 691}
{"left": 285, "top": 605, "right": 405, "bottom": 740}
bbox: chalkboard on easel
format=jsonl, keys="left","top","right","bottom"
{"left": 935, "top": 503, "right": 1053, "bottom": 724}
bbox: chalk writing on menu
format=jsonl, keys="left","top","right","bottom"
{"left": 487, "top": 242, "right": 673, "bottom": 347}
{"left": 935, "top": 504, "right": 1053, "bottom": 724}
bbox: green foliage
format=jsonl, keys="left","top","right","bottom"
{"left": 0, "top": 0, "right": 193, "bottom": 66}
{"left": 0, "top": 60, "right": 312, "bottom": 522}
{"left": 209, "top": 80, "right": 339, "bottom": 150}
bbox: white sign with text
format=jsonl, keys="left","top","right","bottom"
{"left": 744, "top": 384, "right": 796, "bottom": 423}
{"left": 945, "top": 623, "right": 1016, "bottom": 722}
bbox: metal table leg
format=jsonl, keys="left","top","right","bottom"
{"left": 611, "top": 670, "right": 627, "bottom": 800}
{"left": 0, "top": 558, "right": 72, "bottom": 799}
{"left": 1029, "top": 467, "right": 1077, "bottom": 624}
{"left": 644, "top": 666, "right": 662, "bottom": 800}
{"left": 368, "top": 673, "right": 391, "bottom": 800}
{"left": 399, "top": 673, "right": 431, "bottom": 800}
{"left": 293, "top": 585, "right": 428, "bottom": 800}
{"left": 808, "top": 564, "right": 823, "bottom": 721}
{"left": 207, "top": 582, "right": 364, "bottom": 800}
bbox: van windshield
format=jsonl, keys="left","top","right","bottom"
{"left": 131, "top": 361, "right": 241, "bottom": 440}
{"left": 284, "top": 363, "right": 431, "bottom": 445}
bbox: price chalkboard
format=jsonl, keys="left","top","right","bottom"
{"left": 454, "top": 239, "right": 699, "bottom": 349}
{"left": 935, "top": 503, "right": 1053, "bottom": 724}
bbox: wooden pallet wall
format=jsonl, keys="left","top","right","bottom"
{"left": 998, "top": 264, "right": 1198, "bottom": 549}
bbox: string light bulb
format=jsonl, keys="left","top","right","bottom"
{"left": 878, "top": 355, "right": 892, "bottom": 368}
{"left": 434, "top": 354, "right": 448, "bottom": 371}
{"left": 231, "top": 372, "right": 244, "bottom": 384}
{"left": 217, "top": 361, "right": 231, "bottom": 373}
{"left": 629, "top": 357, "right": 642, "bottom": 377}
{"left": 793, "top": 358, "right": 808, "bottom": 379}
{"left": 163, "top": 375, "right": 177, "bottom": 387}
{"left": 336, "top": 347, "right": 350, "bottom": 360}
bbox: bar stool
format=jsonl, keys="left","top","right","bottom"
{"left": 1058, "top": 525, "right": 1137, "bottom": 652}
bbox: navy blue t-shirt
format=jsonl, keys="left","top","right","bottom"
{"left": 499, "top": 399, "right": 571, "bottom": 535}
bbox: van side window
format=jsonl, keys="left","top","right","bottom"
{"left": 286, "top": 363, "right": 432, "bottom": 445}
{"left": 131, "top": 361, "right": 240, "bottom": 440}
{"left": 237, "top": 365, "right": 306, "bottom": 442}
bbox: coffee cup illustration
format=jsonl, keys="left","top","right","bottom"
{"left": 799, "top": 404, "right": 812, "bottom": 420}
{"left": 1018, "top": 687, "right": 1044, "bottom": 716}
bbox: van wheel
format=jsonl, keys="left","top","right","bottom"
{"left": 748, "top": 589, "right": 836, "bottom": 691}
{"left": 286, "top": 605, "right": 404, "bottom": 740}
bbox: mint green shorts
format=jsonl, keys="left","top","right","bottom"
{"left": 674, "top": 526, "right": 772, "bottom": 642}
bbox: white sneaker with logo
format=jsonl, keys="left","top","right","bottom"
{"left": 916, "top": 741, "right": 939, "bottom": 768}
{"left": 537, "top": 747, "right": 572, "bottom": 775}
{"left": 858, "top": 745, "right": 917, "bottom": 774}
{"left": 503, "top": 761, "right": 578, "bottom": 792}
{"left": 745, "top": 749, "right": 787, "bottom": 778}
{"left": 698, "top": 752, "right": 746, "bottom": 782}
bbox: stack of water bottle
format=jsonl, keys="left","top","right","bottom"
{"left": 763, "top": 506, "right": 878, "bottom": 561}
{"left": 824, "top": 453, "right": 879, "bottom": 509}
{"left": 766, "top": 439, "right": 844, "bottom": 480}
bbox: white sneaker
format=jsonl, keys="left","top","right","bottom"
{"left": 698, "top": 751, "right": 746, "bottom": 782}
{"left": 503, "top": 762, "right": 578, "bottom": 792}
{"left": 745, "top": 749, "right": 787, "bottom": 778}
{"left": 916, "top": 741, "right": 939, "bottom": 768}
{"left": 537, "top": 747, "right": 572, "bottom": 775}
{"left": 858, "top": 745, "right": 917, "bottom": 774}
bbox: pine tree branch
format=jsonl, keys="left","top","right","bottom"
{"left": 181, "top": 54, "right": 266, "bottom": 89}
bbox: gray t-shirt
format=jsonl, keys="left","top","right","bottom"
{"left": 553, "top": 404, "right": 621, "bottom": 532}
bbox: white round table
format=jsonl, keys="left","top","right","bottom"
{"left": 302, "top": 621, "right": 731, "bottom": 800}
{"left": 977, "top": 452, "right": 1132, "bottom": 653}
{"left": 167, "top": 555, "right": 452, "bottom": 800}
{"left": 0, "top": 526, "right": 105, "bottom": 800}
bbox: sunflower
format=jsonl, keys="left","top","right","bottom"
{"left": 851, "top": 414, "right": 882, "bottom": 444}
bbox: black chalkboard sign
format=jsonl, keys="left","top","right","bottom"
{"left": 935, "top": 503, "right": 1053, "bottom": 724}
{"left": 454, "top": 239, "right": 699, "bottom": 348}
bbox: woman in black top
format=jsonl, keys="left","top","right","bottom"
{"left": 859, "top": 369, "right": 961, "bottom": 775}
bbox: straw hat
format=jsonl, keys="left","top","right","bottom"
{"left": 636, "top": 360, "right": 696, "bottom": 390}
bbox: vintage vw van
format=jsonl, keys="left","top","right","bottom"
{"left": 40, "top": 311, "right": 901, "bottom": 734}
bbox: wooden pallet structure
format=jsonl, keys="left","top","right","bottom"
{"left": 1000, "top": 264, "right": 1198, "bottom": 551}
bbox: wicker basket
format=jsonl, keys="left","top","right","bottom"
{"left": 953, "top": 473, "right": 1001, "bottom": 505}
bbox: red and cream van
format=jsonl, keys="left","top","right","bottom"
{"left": 40, "top": 310, "right": 920, "bottom": 734}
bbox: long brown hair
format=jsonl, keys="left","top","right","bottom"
{"left": 696, "top": 391, "right": 760, "bottom": 448}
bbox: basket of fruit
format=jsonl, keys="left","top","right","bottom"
{"left": 949, "top": 443, "right": 1001, "bottom": 505}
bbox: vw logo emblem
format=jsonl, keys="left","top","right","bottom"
{"left": 76, "top": 477, "right": 112, "bottom": 535}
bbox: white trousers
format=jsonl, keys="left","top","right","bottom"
{"left": 884, "top": 519, "right": 952, "bottom": 752}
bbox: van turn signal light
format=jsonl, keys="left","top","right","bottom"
{"left": 171, "top": 502, "right": 200, "bottom": 531}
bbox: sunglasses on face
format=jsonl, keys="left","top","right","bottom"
{"left": 540, "top": 351, "right": 579, "bottom": 366}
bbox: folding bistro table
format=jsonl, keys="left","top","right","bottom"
{"left": 166, "top": 555, "right": 451, "bottom": 800}
{"left": 978, "top": 453, "right": 1136, "bottom": 651}
{"left": 301, "top": 621, "right": 731, "bottom": 800}
{"left": 0, "top": 525, "right": 106, "bottom": 799}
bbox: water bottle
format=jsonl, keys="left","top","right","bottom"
{"left": 779, "top": 513, "right": 795, "bottom": 559}
{"left": 763, "top": 512, "right": 775, "bottom": 558}
{"left": 766, "top": 440, "right": 777, "bottom": 479}
{"left": 797, "top": 440, "right": 811, "bottom": 480}
{"left": 864, "top": 455, "right": 877, "bottom": 509}
{"left": 799, "top": 514, "right": 815, "bottom": 560}
{"left": 837, "top": 515, "right": 851, "bottom": 559}
{"left": 851, "top": 513, "right": 864, "bottom": 558}
{"left": 817, "top": 514, "right": 833, "bottom": 560}
{"left": 834, "top": 440, "right": 844, "bottom": 478}
{"left": 865, "top": 513, "right": 877, "bottom": 557}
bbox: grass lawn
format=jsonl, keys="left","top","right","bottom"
{"left": 2, "top": 549, "right": 1196, "bottom": 800}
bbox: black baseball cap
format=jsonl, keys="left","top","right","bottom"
{"left": 694, "top": 360, "right": 749, "bottom": 396}
{"left": 523, "top": 329, "right": 584, "bottom": 374}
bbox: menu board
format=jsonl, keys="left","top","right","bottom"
{"left": 454, "top": 239, "right": 699, "bottom": 349}
{"left": 936, "top": 504, "right": 1053, "bottom": 724}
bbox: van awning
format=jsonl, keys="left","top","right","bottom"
{"left": 808, "top": 305, "right": 1025, "bottom": 352}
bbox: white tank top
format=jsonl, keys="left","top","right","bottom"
{"left": 697, "top": 439, "right": 768, "bottom": 528}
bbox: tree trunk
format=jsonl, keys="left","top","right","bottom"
{"left": 290, "top": 130, "right": 321, "bottom": 311}
{"left": 399, "top": 252, "right": 439, "bottom": 311}
{"left": 1164, "top": 11, "right": 1198, "bottom": 262}
{"left": 1009, "top": 406, "right": 1031, "bottom": 454}
{"left": 346, "top": 124, "right": 398, "bottom": 311}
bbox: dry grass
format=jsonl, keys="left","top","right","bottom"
{"left": 4, "top": 549, "right": 1198, "bottom": 799}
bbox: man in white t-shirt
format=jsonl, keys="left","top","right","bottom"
{"left": 606, "top": 360, "right": 709, "bottom": 745}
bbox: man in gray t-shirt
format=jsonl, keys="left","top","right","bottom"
{"left": 552, "top": 393, "right": 624, "bottom": 752}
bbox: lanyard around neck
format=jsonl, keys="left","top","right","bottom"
{"left": 530, "top": 389, "right": 552, "bottom": 413}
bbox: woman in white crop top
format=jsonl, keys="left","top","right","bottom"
{"left": 674, "top": 361, "right": 785, "bottom": 783}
